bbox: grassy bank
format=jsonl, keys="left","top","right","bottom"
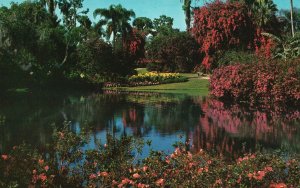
{"left": 104, "top": 69, "right": 210, "bottom": 96}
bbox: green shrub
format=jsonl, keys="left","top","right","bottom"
{"left": 146, "top": 32, "right": 200, "bottom": 73}
{"left": 146, "top": 61, "right": 164, "bottom": 72}
{"left": 76, "top": 39, "right": 114, "bottom": 83}
{"left": 216, "top": 50, "right": 258, "bottom": 67}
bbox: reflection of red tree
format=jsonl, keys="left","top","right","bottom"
{"left": 129, "top": 108, "right": 137, "bottom": 122}
{"left": 191, "top": 98, "right": 300, "bottom": 156}
{"left": 122, "top": 112, "right": 127, "bottom": 128}
{"left": 121, "top": 107, "right": 144, "bottom": 136}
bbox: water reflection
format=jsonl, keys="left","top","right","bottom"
{"left": 0, "top": 91, "right": 299, "bottom": 157}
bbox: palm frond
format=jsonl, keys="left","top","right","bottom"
{"left": 261, "top": 32, "right": 282, "bottom": 43}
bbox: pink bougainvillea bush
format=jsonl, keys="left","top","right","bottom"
{"left": 1, "top": 126, "right": 300, "bottom": 187}
{"left": 210, "top": 59, "right": 300, "bottom": 107}
{"left": 191, "top": 0, "right": 256, "bottom": 70}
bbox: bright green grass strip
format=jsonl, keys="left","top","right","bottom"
{"left": 135, "top": 68, "right": 149, "bottom": 74}
{"left": 106, "top": 70, "right": 209, "bottom": 96}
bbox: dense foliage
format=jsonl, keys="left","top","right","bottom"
{"left": 191, "top": 1, "right": 256, "bottom": 70}
{"left": 0, "top": 126, "right": 299, "bottom": 187}
{"left": 210, "top": 59, "right": 300, "bottom": 107}
{"left": 215, "top": 50, "right": 258, "bottom": 67}
{"left": 0, "top": 2, "right": 66, "bottom": 86}
{"left": 0, "top": 1, "right": 139, "bottom": 90}
{"left": 261, "top": 32, "right": 300, "bottom": 60}
{"left": 146, "top": 32, "right": 199, "bottom": 72}
{"left": 75, "top": 39, "right": 114, "bottom": 83}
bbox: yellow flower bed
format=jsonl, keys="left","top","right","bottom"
{"left": 128, "top": 72, "right": 184, "bottom": 83}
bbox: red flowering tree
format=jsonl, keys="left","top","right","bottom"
{"left": 127, "top": 29, "right": 145, "bottom": 59}
{"left": 191, "top": 0, "right": 256, "bottom": 70}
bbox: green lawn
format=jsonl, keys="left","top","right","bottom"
{"left": 105, "top": 68, "right": 209, "bottom": 96}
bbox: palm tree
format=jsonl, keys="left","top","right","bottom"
{"left": 290, "top": 0, "right": 295, "bottom": 37}
{"left": 119, "top": 7, "right": 136, "bottom": 48}
{"left": 133, "top": 17, "right": 153, "bottom": 33}
{"left": 40, "top": 0, "right": 56, "bottom": 18}
{"left": 181, "top": 0, "right": 210, "bottom": 31}
{"left": 93, "top": 4, "right": 135, "bottom": 49}
{"left": 94, "top": 19, "right": 107, "bottom": 38}
{"left": 181, "top": 0, "right": 192, "bottom": 31}
{"left": 252, "top": 0, "right": 278, "bottom": 28}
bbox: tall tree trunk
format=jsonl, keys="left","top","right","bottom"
{"left": 113, "top": 31, "right": 117, "bottom": 50}
{"left": 48, "top": 0, "right": 56, "bottom": 18}
{"left": 184, "top": 0, "right": 192, "bottom": 31}
{"left": 61, "top": 42, "right": 69, "bottom": 66}
{"left": 290, "top": 0, "right": 295, "bottom": 37}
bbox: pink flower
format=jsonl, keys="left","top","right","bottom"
{"left": 237, "top": 175, "right": 242, "bottom": 183}
{"left": 197, "top": 168, "right": 204, "bottom": 174}
{"left": 142, "top": 166, "right": 148, "bottom": 172}
{"left": 32, "top": 174, "right": 38, "bottom": 184}
{"left": 32, "top": 169, "right": 37, "bottom": 175}
{"left": 204, "top": 166, "right": 209, "bottom": 172}
{"left": 174, "top": 148, "right": 181, "bottom": 155}
{"left": 137, "top": 183, "right": 149, "bottom": 188}
{"left": 237, "top": 157, "right": 243, "bottom": 163}
{"left": 264, "top": 166, "right": 273, "bottom": 172}
{"left": 187, "top": 152, "right": 192, "bottom": 159}
{"left": 121, "top": 178, "right": 131, "bottom": 185}
{"left": 44, "top": 166, "right": 49, "bottom": 172}
{"left": 155, "top": 178, "right": 165, "bottom": 186}
{"left": 269, "top": 183, "right": 287, "bottom": 188}
{"left": 133, "top": 173, "right": 141, "bottom": 179}
{"left": 1, "top": 155, "right": 8, "bottom": 160}
{"left": 38, "top": 173, "right": 47, "bottom": 182}
{"left": 254, "top": 171, "right": 265, "bottom": 180}
{"left": 250, "top": 154, "right": 256, "bottom": 159}
{"left": 98, "top": 171, "right": 108, "bottom": 177}
{"left": 38, "top": 159, "right": 44, "bottom": 165}
{"left": 89, "top": 173, "right": 97, "bottom": 180}
{"left": 93, "top": 162, "right": 97, "bottom": 167}
{"left": 112, "top": 180, "right": 118, "bottom": 186}
{"left": 170, "top": 153, "right": 175, "bottom": 159}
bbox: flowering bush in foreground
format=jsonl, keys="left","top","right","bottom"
{"left": 0, "top": 125, "right": 300, "bottom": 187}
{"left": 210, "top": 59, "right": 300, "bottom": 107}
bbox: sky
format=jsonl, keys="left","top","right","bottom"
{"left": 1, "top": 0, "right": 299, "bottom": 30}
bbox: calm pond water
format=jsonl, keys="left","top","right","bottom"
{"left": 0, "top": 90, "right": 299, "bottom": 158}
